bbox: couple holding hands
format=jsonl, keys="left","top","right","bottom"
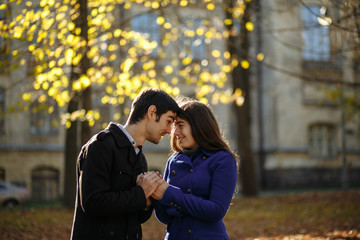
{"left": 70, "top": 88, "right": 238, "bottom": 240}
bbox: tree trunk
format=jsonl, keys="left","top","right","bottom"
{"left": 63, "top": 0, "right": 90, "bottom": 208}
{"left": 81, "top": 87, "right": 92, "bottom": 145}
{"left": 63, "top": 98, "right": 79, "bottom": 208}
{"left": 226, "top": 0, "right": 258, "bottom": 196}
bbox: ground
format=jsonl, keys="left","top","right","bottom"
{"left": 0, "top": 190, "right": 359, "bottom": 240}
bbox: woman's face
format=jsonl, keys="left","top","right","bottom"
{"left": 173, "top": 116, "right": 198, "bottom": 149}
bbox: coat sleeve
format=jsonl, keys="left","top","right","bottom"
{"left": 137, "top": 206, "right": 154, "bottom": 224}
{"left": 160, "top": 153, "right": 238, "bottom": 222}
{"left": 79, "top": 138, "right": 147, "bottom": 216}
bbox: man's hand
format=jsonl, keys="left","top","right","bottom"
{"left": 151, "top": 181, "right": 169, "bottom": 200}
{"left": 137, "top": 171, "right": 164, "bottom": 198}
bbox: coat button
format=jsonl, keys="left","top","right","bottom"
{"left": 187, "top": 188, "right": 191, "bottom": 193}
{"left": 172, "top": 170, "right": 176, "bottom": 175}
{"left": 187, "top": 229, "right": 192, "bottom": 234}
{"left": 189, "top": 169, "right": 193, "bottom": 173}
{"left": 202, "top": 156, "right": 207, "bottom": 160}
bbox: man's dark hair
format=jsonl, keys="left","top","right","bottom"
{"left": 129, "top": 88, "right": 179, "bottom": 124}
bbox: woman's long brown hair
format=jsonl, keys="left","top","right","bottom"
{"left": 171, "top": 96, "right": 239, "bottom": 162}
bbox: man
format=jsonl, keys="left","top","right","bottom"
{"left": 71, "top": 88, "right": 179, "bottom": 240}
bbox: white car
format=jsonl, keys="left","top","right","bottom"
{"left": 0, "top": 182, "right": 30, "bottom": 207}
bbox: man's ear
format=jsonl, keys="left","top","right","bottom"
{"left": 147, "top": 105, "right": 157, "bottom": 120}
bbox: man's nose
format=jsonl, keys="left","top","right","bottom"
{"left": 165, "top": 125, "right": 172, "bottom": 134}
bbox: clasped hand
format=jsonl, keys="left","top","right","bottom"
{"left": 136, "top": 171, "right": 169, "bottom": 205}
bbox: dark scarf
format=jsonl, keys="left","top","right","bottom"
{"left": 182, "top": 148, "right": 200, "bottom": 157}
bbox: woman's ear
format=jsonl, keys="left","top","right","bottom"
{"left": 147, "top": 105, "right": 157, "bottom": 120}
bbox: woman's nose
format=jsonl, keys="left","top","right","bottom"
{"left": 173, "top": 126, "right": 180, "bottom": 135}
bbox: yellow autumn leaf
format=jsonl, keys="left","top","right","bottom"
{"left": 212, "top": 50, "right": 221, "bottom": 58}
{"left": 72, "top": 81, "right": 82, "bottom": 91}
{"left": 245, "top": 22, "right": 254, "bottom": 31}
{"left": 42, "top": 82, "right": 49, "bottom": 90}
{"left": 257, "top": 53, "right": 264, "bottom": 61}
{"left": 222, "top": 51, "right": 230, "bottom": 59}
{"left": 234, "top": 88, "right": 242, "bottom": 97}
{"left": 164, "top": 22, "right": 172, "bottom": 29}
{"left": 38, "top": 94, "right": 47, "bottom": 103}
{"left": 151, "top": 1, "right": 159, "bottom": 9}
{"left": 182, "top": 57, "right": 192, "bottom": 65}
{"left": 48, "top": 88, "right": 56, "bottom": 97}
{"left": 49, "top": 60, "right": 56, "bottom": 68}
{"left": 207, "top": 3, "right": 215, "bottom": 10}
{"left": 121, "top": 58, "right": 134, "bottom": 73}
{"left": 68, "top": 22, "right": 75, "bottom": 31}
{"left": 66, "top": 120, "right": 71, "bottom": 129}
{"left": 156, "top": 16, "right": 165, "bottom": 25}
{"left": 164, "top": 65, "right": 173, "bottom": 74}
{"left": 200, "top": 97, "right": 208, "bottom": 104}
{"left": 241, "top": 60, "right": 250, "bottom": 69}
{"left": 65, "top": 48, "right": 75, "bottom": 65}
{"left": 180, "top": 0, "right": 188, "bottom": 7}
{"left": 106, "top": 86, "right": 113, "bottom": 94}
{"left": 196, "top": 28, "right": 204, "bottom": 36}
{"left": 222, "top": 65, "right": 231, "bottom": 73}
{"left": 80, "top": 75, "right": 91, "bottom": 88}
{"left": 22, "top": 93, "right": 31, "bottom": 101}
{"left": 114, "top": 29, "right": 122, "bottom": 37}
{"left": 224, "top": 19, "right": 233, "bottom": 25}
{"left": 236, "top": 96, "right": 245, "bottom": 106}
{"left": 148, "top": 69, "right": 156, "bottom": 78}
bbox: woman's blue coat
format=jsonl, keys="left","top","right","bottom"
{"left": 152, "top": 148, "right": 238, "bottom": 240}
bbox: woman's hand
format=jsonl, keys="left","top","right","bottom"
{"left": 151, "top": 181, "right": 169, "bottom": 200}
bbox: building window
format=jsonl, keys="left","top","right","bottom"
{"left": 301, "top": 5, "right": 330, "bottom": 61}
{"left": 0, "top": 167, "right": 5, "bottom": 181}
{"left": 30, "top": 101, "right": 59, "bottom": 136}
{"left": 0, "top": 88, "right": 4, "bottom": 135}
{"left": 181, "top": 18, "right": 206, "bottom": 62}
{"left": 309, "top": 124, "right": 336, "bottom": 159}
{"left": 131, "top": 13, "right": 159, "bottom": 57}
{"left": 31, "top": 168, "right": 59, "bottom": 201}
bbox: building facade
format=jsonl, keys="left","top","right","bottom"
{"left": 0, "top": 0, "right": 359, "bottom": 202}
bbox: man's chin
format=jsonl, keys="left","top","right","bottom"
{"left": 149, "top": 138, "right": 160, "bottom": 144}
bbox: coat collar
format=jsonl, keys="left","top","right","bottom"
{"left": 173, "top": 148, "right": 216, "bottom": 165}
{"left": 105, "top": 122, "right": 133, "bottom": 148}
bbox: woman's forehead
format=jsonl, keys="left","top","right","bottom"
{"left": 175, "top": 116, "right": 186, "bottom": 123}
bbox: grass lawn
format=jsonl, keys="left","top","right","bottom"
{"left": 0, "top": 190, "right": 359, "bottom": 240}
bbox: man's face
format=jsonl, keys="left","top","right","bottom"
{"left": 147, "top": 110, "right": 176, "bottom": 144}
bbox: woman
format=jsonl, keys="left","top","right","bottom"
{"left": 151, "top": 97, "right": 238, "bottom": 240}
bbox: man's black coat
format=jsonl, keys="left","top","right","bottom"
{"left": 71, "top": 123, "right": 152, "bottom": 240}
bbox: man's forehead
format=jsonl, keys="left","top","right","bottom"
{"left": 164, "top": 110, "right": 176, "bottom": 119}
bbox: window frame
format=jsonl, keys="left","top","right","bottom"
{"left": 301, "top": 5, "right": 331, "bottom": 62}
{"left": 29, "top": 100, "right": 59, "bottom": 136}
{"left": 308, "top": 123, "right": 337, "bottom": 159}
